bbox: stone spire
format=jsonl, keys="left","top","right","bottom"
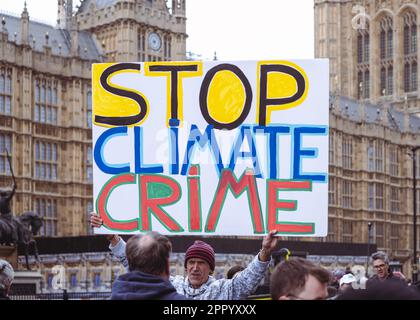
{"left": 21, "top": 2, "right": 29, "bottom": 45}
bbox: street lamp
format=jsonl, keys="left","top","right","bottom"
{"left": 366, "top": 222, "right": 372, "bottom": 277}
{"left": 411, "top": 147, "right": 419, "bottom": 283}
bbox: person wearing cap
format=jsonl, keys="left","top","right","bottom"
{"left": 0, "top": 259, "right": 14, "bottom": 300}
{"left": 90, "top": 213, "right": 278, "bottom": 300}
{"left": 339, "top": 273, "right": 356, "bottom": 293}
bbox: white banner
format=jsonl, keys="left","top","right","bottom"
{"left": 92, "top": 60, "right": 329, "bottom": 236}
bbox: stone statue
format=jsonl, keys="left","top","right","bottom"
{"left": 17, "top": 212, "right": 43, "bottom": 270}
{"left": 0, "top": 149, "right": 43, "bottom": 270}
{"left": 0, "top": 148, "right": 19, "bottom": 245}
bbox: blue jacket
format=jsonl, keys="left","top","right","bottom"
{"left": 111, "top": 271, "right": 189, "bottom": 300}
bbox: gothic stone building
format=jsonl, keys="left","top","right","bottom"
{"left": 315, "top": 0, "right": 420, "bottom": 275}
{"left": 1, "top": 0, "right": 420, "bottom": 291}
{"left": 0, "top": 0, "right": 186, "bottom": 237}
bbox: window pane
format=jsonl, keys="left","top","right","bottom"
{"left": 46, "top": 164, "right": 51, "bottom": 180}
{"left": 6, "top": 76, "right": 12, "bottom": 94}
{"left": 358, "top": 34, "right": 363, "bottom": 63}
{"left": 364, "top": 33, "right": 369, "bottom": 62}
{"left": 387, "top": 29, "right": 393, "bottom": 58}
{"left": 0, "top": 97, "right": 4, "bottom": 113}
{"left": 412, "top": 25, "right": 417, "bottom": 53}
{"left": 46, "top": 107, "right": 52, "bottom": 123}
{"left": 404, "top": 25, "right": 410, "bottom": 55}
{"left": 52, "top": 144, "right": 57, "bottom": 161}
{"left": 52, "top": 108, "right": 57, "bottom": 124}
{"left": 387, "top": 67, "right": 393, "bottom": 95}
{"left": 0, "top": 75, "right": 4, "bottom": 93}
{"left": 5, "top": 97, "right": 11, "bottom": 114}
{"left": 41, "top": 106, "right": 46, "bottom": 122}
{"left": 53, "top": 88, "right": 58, "bottom": 105}
{"left": 41, "top": 85, "right": 45, "bottom": 103}
{"left": 380, "top": 30, "right": 386, "bottom": 59}
{"left": 35, "top": 104, "right": 39, "bottom": 121}
{"left": 412, "top": 63, "right": 417, "bottom": 92}
{"left": 47, "top": 87, "right": 52, "bottom": 105}
{"left": 52, "top": 165, "right": 57, "bottom": 180}
{"left": 404, "top": 64, "right": 410, "bottom": 92}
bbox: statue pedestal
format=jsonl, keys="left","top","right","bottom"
{"left": 0, "top": 245, "right": 18, "bottom": 269}
{"left": 11, "top": 270, "right": 43, "bottom": 295}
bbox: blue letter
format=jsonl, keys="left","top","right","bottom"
{"left": 293, "top": 126, "right": 327, "bottom": 182}
{"left": 169, "top": 122, "right": 180, "bottom": 174}
{"left": 254, "top": 125, "right": 290, "bottom": 179}
{"left": 134, "top": 127, "right": 163, "bottom": 174}
{"left": 181, "top": 125, "right": 224, "bottom": 176}
{"left": 94, "top": 127, "right": 130, "bottom": 174}
{"left": 229, "top": 125, "right": 263, "bottom": 178}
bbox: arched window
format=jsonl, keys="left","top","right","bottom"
{"left": 403, "top": 11, "right": 417, "bottom": 93}
{"left": 0, "top": 68, "right": 12, "bottom": 115}
{"left": 357, "top": 22, "right": 370, "bottom": 99}
{"left": 379, "top": 16, "right": 393, "bottom": 96}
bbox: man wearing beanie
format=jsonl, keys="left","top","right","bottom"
{"left": 91, "top": 213, "right": 278, "bottom": 300}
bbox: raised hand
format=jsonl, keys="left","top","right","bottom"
{"left": 90, "top": 212, "right": 103, "bottom": 228}
{"left": 259, "top": 230, "right": 279, "bottom": 262}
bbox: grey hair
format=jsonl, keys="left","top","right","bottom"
{"left": 0, "top": 259, "right": 14, "bottom": 291}
{"left": 371, "top": 251, "right": 389, "bottom": 264}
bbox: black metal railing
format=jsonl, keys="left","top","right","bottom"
{"left": 10, "top": 291, "right": 111, "bottom": 300}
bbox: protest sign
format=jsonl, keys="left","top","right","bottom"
{"left": 92, "top": 60, "right": 329, "bottom": 236}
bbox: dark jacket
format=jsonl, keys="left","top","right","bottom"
{"left": 366, "top": 271, "right": 406, "bottom": 288}
{"left": 0, "top": 290, "right": 10, "bottom": 300}
{"left": 111, "top": 271, "right": 188, "bottom": 300}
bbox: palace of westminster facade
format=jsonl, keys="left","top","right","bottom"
{"left": 0, "top": 0, "right": 419, "bottom": 292}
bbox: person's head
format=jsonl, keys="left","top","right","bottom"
{"left": 184, "top": 240, "right": 215, "bottom": 289}
{"left": 270, "top": 257, "right": 331, "bottom": 300}
{"left": 0, "top": 259, "right": 14, "bottom": 296}
{"left": 125, "top": 232, "right": 172, "bottom": 278}
{"left": 226, "top": 265, "right": 245, "bottom": 279}
{"left": 371, "top": 251, "right": 390, "bottom": 279}
{"left": 339, "top": 273, "right": 356, "bottom": 292}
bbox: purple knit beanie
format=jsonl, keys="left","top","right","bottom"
{"left": 184, "top": 240, "right": 215, "bottom": 271}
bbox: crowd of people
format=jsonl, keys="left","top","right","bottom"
{"left": 88, "top": 213, "right": 420, "bottom": 300}
{"left": 2, "top": 214, "right": 420, "bottom": 301}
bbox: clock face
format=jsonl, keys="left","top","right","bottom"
{"left": 148, "top": 32, "right": 162, "bottom": 51}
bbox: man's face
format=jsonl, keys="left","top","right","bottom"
{"left": 373, "top": 259, "right": 389, "bottom": 279}
{"left": 186, "top": 258, "right": 211, "bottom": 289}
{"left": 281, "top": 275, "right": 328, "bottom": 300}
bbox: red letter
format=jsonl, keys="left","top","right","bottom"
{"left": 267, "top": 180, "right": 315, "bottom": 234}
{"left": 188, "top": 166, "right": 202, "bottom": 232}
{"left": 205, "top": 169, "right": 264, "bottom": 234}
{"left": 140, "top": 175, "right": 183, "bottom": 232}
{"left": 97, "top": 173, "right": 139, "bottom": 231}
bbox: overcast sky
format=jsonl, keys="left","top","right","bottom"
{"left": 0, "top": 0, "right": 314, "bottom": 60}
